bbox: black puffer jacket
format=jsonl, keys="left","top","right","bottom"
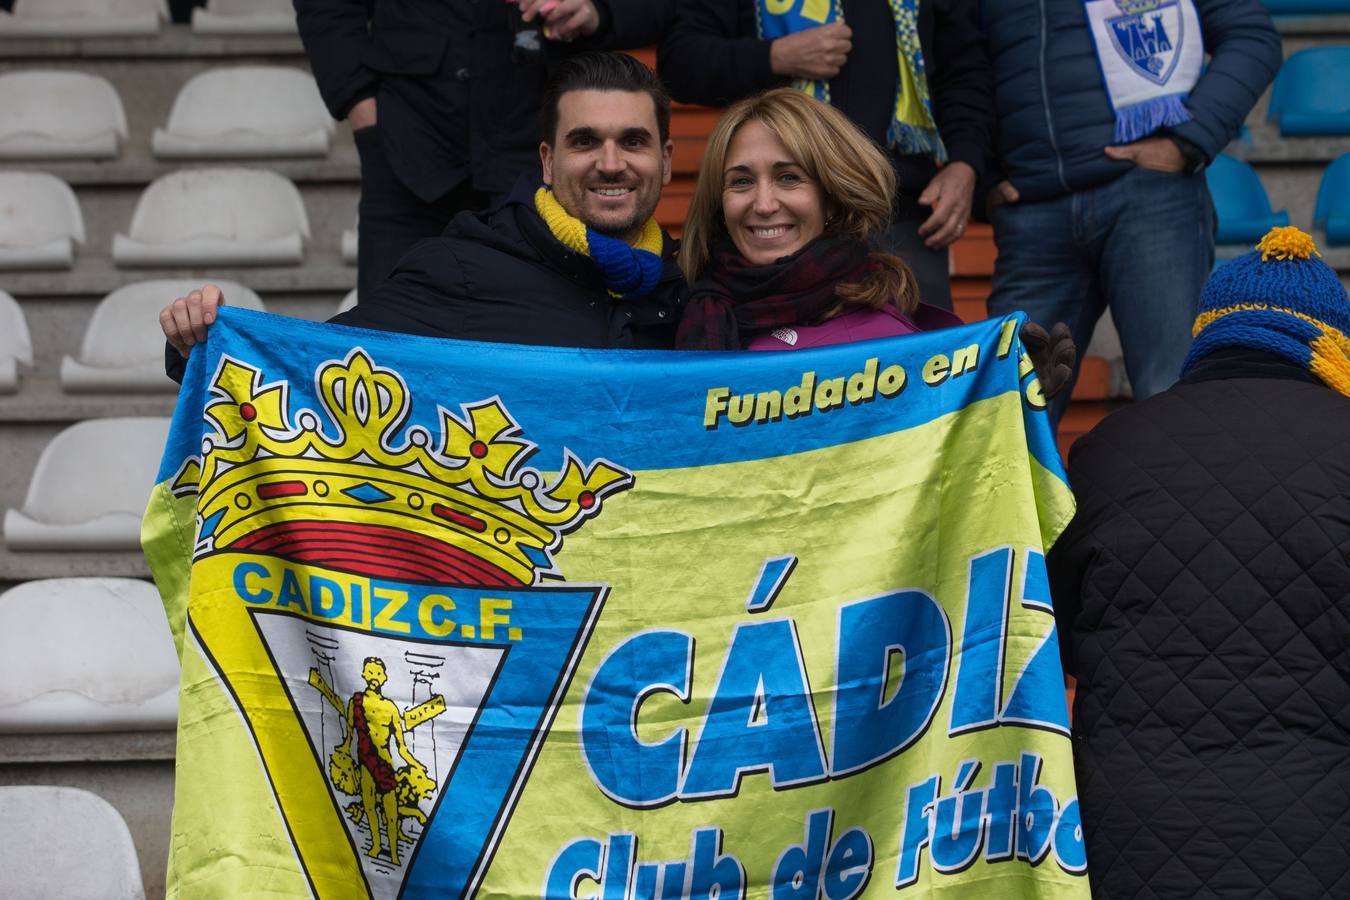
{"left": 329, "top": 183, "right": 686, "bottom": 349}
{"left": 165, "top": 185, "right": 686, "bottom": 381}
{"left": 1048, "top": 349, "right": 1350, "bottom": 899}
{"left": 978, "top": 0, "right": 1280, "bottom": 203}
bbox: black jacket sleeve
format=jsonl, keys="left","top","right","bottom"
{"left": 164, "top": 240, "right": 467, "bottom": 385}
{"left": 327, "top": 238, "right": 470, "bottom": 338}
{"left": 657, "top": 0, "right": 778, "bottom": 107}
{"left": 928, "top": 0, "right": 995, "bottom": 184}
{"left": 1169, "top": 0, "right": 1281, "bottom": 162}
{"left": 292, "top": 0, "right": 379, "bottom": 120}
{"left": 165, "top": 342, "right": 187, "bottom": 384}
{"left": 585, "top": 0, "right": 676, "bottom": 50}
{"left": 1045, "top": 435, "right": 1110, "bottom": 676}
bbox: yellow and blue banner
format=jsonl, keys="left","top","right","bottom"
{"left": 143, "top": 307, "right": 1086, "bottom": 899}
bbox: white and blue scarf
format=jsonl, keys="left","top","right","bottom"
{"left": 1084, "top": 0, "right": 1204, "bottom": 143}
{"left": 754, "top": 0, "right": 946, "bottom": 159}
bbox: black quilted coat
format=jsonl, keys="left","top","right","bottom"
{"left": 1047, "top": 348, "right": 1350, "bottom": 899}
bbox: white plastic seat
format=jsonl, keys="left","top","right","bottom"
{"left": 0, "top": 290, "right": 34, "bottom": 394}
{"left": 61, "top": 280, "right": 265, "bottom": 393}
{"left": 336, "top": 288, "right": 358, "bottom": 315}
{"left": 0, "top": 0, "right": 166, "bottom": 37}
{"left": 192, "top": 0, "right": 296, "bottom": 34}
{"left": 341, "top": 218, "right": 358, "bottom": 264}
{"left": 0, "top": 71, "right": 127, "bottom": 160}
{"left": 0, "top": 578, "right": 179, "bottom": 732}
{"left": 112, "top": 168, "right": 309, "bottom": 267}
{"left": 4, "top": 417, "right": 171, "bottom": 551}
{"left": 0, "top": 787, "right": 146, "bottom": 899}
{"left": 153, "top": 67, "right": 333, "bottom": 159}
{"left": 0, "top": 172, "right": 84, "bottom": 270}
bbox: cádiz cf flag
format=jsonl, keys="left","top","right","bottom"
{"left": 143, "top": 307, "right": 1089, "bottom": 900}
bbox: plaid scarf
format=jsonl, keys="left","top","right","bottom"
{"left": 676, "top": 235, "right": 873, "bottom": 351}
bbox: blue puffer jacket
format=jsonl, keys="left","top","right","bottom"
{"left": 979, "top": 0, "right": 1280, "bottom": 203}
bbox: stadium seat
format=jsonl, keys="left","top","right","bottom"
{"left": 153, "top": 67, "right": 333, "bottom": 159}
{"left": 342, "top": 219, "right": 358, "bottom": 264}
{"left": 0, "top": 578, "right": 179, "bottom": 732}
{"left": 0, "top": 291, "right": 33, "bottom": 394}
{"left": 0, "top": 0, "right": 166, "bottom": 37}
{"left": 191, "top": 0, "right": 296, "bottom": 34}
{"left": 337, "top": 288, "right": 357, "bottom": 315}
{"left": 1267, "top": 48, "right": 1350, "bottom": 137}
{"left": 0, "top": 71, "right": 127, "bottom": 161}
{"left": 0, "top": 172, "right": 85, "bottom": 270}
{"left": 61, "top": 280, "right": 265, "bottom": 392}
{"left": 3, "top": 417, "right": 171, "bottom": 551}
{"left": 1314, "top": 152, "right": 1350, "bottom": 246}
{"left": 1262, "top": 1, "right": 1350, "bottom": 13}
{"left": 1205, "top": 154, "right": 1290, "bottom": 244}
{"left": 112, "top": 168, "right": 309, "bottom": 267}
{"left": 0, "top": 787, "right": 146, "bottom": 899}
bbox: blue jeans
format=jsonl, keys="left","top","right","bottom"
{"left": 987, "top": 167, "right": 1216, "bottom": 425}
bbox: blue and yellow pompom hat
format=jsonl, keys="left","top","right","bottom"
{"left": 1182, "top": 226, "right": 1350, "bottom": 398}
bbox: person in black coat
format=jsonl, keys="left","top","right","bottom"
{"left": 1047, "top": 227, "right": 1350, "bottom": 898}
{"left": 292, "top": 0, "right": 676, "bottom": 298}
{"left": 161, "top": 52, "right": 685, "bottom": 373}
{"left": 657, "top": 0, "right": 994, "bottom": 311}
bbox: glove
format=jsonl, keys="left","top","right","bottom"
{"left": 1021, "top": 322, "right": 1076, "bottom": 400}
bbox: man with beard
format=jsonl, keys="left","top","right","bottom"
{"left": 160, "top": 51, "right": 686, "bottom": 373}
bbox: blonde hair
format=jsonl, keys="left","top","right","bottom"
{"left": 680, "top": 88, "right": 918, "bottom": 313}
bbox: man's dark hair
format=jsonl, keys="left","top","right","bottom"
{"left": 541, "top": 51, "right": 671, "bottom": 146}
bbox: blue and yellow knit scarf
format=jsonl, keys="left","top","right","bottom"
{"left": 535, "top": 187, "right": 664, "bottom": 300}
{"left": 753, "top": 0, "right": 946, "bottom": 159}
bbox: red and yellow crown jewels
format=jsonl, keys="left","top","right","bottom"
{"left": 167, "top": 349, "right": 633, "bottom": 586}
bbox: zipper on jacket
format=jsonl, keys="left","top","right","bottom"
{"left": 1037, "top": 0, "right": 1071, "bottom": 195}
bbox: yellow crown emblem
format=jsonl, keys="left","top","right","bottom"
{"left": 168, "top": 349, "right": 633, "bottom": 586}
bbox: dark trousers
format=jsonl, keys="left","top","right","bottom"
{"left": 987, "top": 167, "right": 1214, "bottom": 427}
{"left": 353, "top": 127, "right": 499, "bottom": 300}
{"left": 872, "top": 191, "right": 953, "bottom": 311}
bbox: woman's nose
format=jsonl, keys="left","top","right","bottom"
{"left": 751, "top": 181, "right": 779, "bottom": 215}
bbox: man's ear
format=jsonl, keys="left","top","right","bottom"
{"left": 661, "top": 138, "right": 673, "bottom": 186}
{"left": 540, "top": 140, "right": 555, "bottom": 186}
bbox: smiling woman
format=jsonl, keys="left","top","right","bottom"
{"left": 676, "top": 88, "right": 962, "bottom": 352}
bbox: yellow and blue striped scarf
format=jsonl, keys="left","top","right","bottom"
{"left": 534, "top": 187, "right": 664, "bottom": 300}
{"left": 753, "top": 0, "right": 946, "bottom": 158}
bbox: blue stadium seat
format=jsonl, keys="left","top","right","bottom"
{"left": 1314, "top": 153, "right": 1350, "bottom": 246}
{"left": 1267, "top": 48, "right": 1350, "bottom": 136}
{"left": 1205, "top": 154, "right": 1290, "bottom": 244}
{"left": 1263, "top": 1, "right": 1350, "bottom": 13}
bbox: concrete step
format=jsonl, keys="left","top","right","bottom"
{"left": 6, "top": 292, "right": 346, "bottom": 387}
{"left": 0, "top": 730, "right": 175, "bottom": 900}
{"left": 1, "top": 179, "right": 359, "bottom": 298}
{"left": 0, "top": 544, "right": 151, "bottom": 581}
{"left": 1277, "top": 15, "right": 1350, "bottom": 46}
{"left": 0, "top": 56, "right": 360, "bottom": 187}
{"left": 0, "top": 24, "right": 304, "bottom": 60}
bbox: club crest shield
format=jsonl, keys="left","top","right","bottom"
{"left": 1106, "top": 0, "right": 1185, "bottom": 86}
{"left": 171, "top": 348, "right": 630, "bottom": 898}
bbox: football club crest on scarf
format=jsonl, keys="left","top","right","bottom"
{"left": 1084, "top": 0, "right": 1203, "bottom": 143}
{"left": 144, "top": 308, "right": 1090, "bottom": 899}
